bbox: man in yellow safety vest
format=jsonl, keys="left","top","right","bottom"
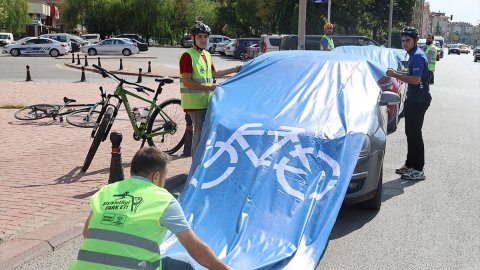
{"left": 425, "top": 34, "right": 437, "bottom": 84}
{"left": 320, "top": 23, "right": 335, "bottom": 51}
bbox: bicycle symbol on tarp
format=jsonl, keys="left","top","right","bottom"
{"left": 190, "top": 123, "right": 341, "bottom": 202}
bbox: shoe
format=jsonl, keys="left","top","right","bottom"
{"left": 401, "top": 169, "right": 426, "bottom": 181}
{"left": 395, "top": 165, "right": 411, "bottom": 175}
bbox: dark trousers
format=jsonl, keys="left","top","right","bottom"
{"left": 162, "top": 257, "right": 194, "bottom": 270}
{"left": 187, "top": 109, "right": 207, "bottom": 157}
{"left": 429, "top": 70, "right": 435, "bottom": 85}
{"left": 404, "top": 100, "right": 430, "bottom": 171}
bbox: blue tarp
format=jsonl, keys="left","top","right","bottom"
{"left": 333, "top": 45, "right": 407, "bottom": 70}
{"left": 161, "top": 51, "right": 386, "bottom": 269}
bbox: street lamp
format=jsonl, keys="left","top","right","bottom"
{"left": 387, "top": 0, "right": 393, "bottom": 47}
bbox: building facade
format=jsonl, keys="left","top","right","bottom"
{"left": 27, "top": 0, "right": 62, "bottom": 36}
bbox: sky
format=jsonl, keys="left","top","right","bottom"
{"left": 428, "top": 0, "right": 480, "bottom": 25}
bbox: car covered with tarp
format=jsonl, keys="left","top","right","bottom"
{"left": 161, "top": 51, "right": 399, "bottom": 269}
{"left": 333, "top": 45, "right": 408, "bottom": 132}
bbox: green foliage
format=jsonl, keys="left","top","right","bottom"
{"left": 0, "top": 0, "right": 31, "bottom": 33}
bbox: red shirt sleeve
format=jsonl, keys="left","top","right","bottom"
{"left": 179, "top": 53, "right": 193, "bottom": 74}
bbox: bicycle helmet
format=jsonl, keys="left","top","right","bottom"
{"left": 190, "top": 22, "right": 211, "bottom": 36}
{"left": 324, "top": 23, "right": 334, "bottom": 29}
{"left": 400, "top": 27, "right": 419, "bottom": 39}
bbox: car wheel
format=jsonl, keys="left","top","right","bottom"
{"left": 122, "top": 49, "right": 131, "bottom": 56}
{"left": 88, "top": 49, "right": 97, "bottom": 56}
{"left": 10, "top": 49, "right": 20, "bottom": 57}
{"left": 360, "top": 166, "right": 383, "bottom": 210}
{"left": 49, "top": 49, "right": 60, "bottom": 57}
{"left": 448, "top": 52, "right": 451, "bottom": 55}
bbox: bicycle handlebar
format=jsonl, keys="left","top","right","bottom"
{"left": 92, "top": 64, "right": 155, "bottom": 93}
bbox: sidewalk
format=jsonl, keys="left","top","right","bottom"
{"left": 0, "top": 80, "right": 192, "bottom": 268}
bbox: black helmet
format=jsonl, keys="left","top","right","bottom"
{"left": 400, "top": 27, "right": 419, "bottom": 39}
{"left": 191, "top": 22, "right": 211, "bottom": 36}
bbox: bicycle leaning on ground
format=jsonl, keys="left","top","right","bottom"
{"left": 14, "top": 87, "right": 106, "bottom": 128}
{"left": 81, "top": 64, "right": 186, "bottom": 172}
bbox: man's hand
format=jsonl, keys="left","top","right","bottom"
{"left": 386, "top": 68, "right": 397, "bottom": 78}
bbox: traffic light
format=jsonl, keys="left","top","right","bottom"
{"left": 450, "top": 15, "right": 453, "bottom": 21}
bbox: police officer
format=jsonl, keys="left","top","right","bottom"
{"left": 320, "top": 23, "right": 335, "bottom": 51}
{"left": 386, "top": 27, "right": 432, "bottom": 181}
{"left": 425, "top": 34, "right": 437, "bottom": 84}
{"left": 179, "top": 22, "right": 240, "bottom": 157}
{"left": 69, "top": 147, "right": 232, "bottom": 270}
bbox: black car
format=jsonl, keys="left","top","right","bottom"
{"left": 179, "top": 35, "right": 193, "bottom": 48}
{"left": 280, "top": 35, "right": 380, "bottom": 51}
{"left": 117, "top": 37, "right": 148, "bottom": 52}
{"left": 448, "top": 44, "right": 461, "bottom": 55}
{"left": 474, "top": 47, "right": 480, "bottom": 62}
{"left": 115, "top": 34, "right": 148, "bottom": 51}
{"left": 233, "top": 38, "right": 260, "bottom": 59}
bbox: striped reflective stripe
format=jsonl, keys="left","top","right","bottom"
{"left": 86, "top": 228, "right": 159, "bottom": 253}
{"left": 78, "top": 249, "right": 160, "bottom": 270}
{"left": 179, "top": 78, "right": 212, "bottom": 84}
{"left": 180, "top": 87, "right": 211, "bottom": 93}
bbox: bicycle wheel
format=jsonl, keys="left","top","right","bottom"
{"left": 146, "top": 99, "right": 185, "bottom": 154}
{"left": 66, "top": 110, "right": 101, "bottom": 128}
{"left": 14, "top": 104, "right": 55, "bottom": 120}
{"left": 81, "top": 108, "right": 113, "bottom": 172}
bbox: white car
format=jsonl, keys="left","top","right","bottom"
{"left": 224, "top": 41, "right": 237, "bottom": 56}
{"left": 2, "top": 37, "right": 69, "bottom": 57}
{"left": 206, "top": 35, "right": 230, "bottom": 54}
{"left": 215, "top": 39, "right": 235, "bottom": 55}
{"left": 81, "top": 34, "right": 101, "bottom": 44}
{"left": 80, "top": 38, "right": 139, "bottom": 56}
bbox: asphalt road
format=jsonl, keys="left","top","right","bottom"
{"left": 13, "top": 51, "right": 480, "bottom": 270}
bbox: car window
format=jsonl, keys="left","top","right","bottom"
{"left": 37, "top": 39, "right": 52, "bottom": 44}
{"left": 102, "top": 40, "right": 113, "bottom": 45}
{"left": 25, "top": 39, "right": 38, "bottom": 45}
{"left": 114, "top": 40, "right": 125, "bottom": 45}
{"left": 358, "top": 38, "right": 376, "bottom": 46}
{"left": 269, "top": 38, "right": 281, "bottom": 47}
{"left": 210, "top": 37, "right": 223, "bottom": 43}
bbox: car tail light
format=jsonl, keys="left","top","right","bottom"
{"left": 262, "top": 42, "right": 267, "bottom": 53}
{"left": 61, "top": 44, "right": 67, "bottom": 47}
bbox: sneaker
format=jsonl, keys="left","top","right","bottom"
{"left": 401, "top": 169, "right": 426, "bottom": 181}
{"left": 395, "top": 165, "right": 411, "bottom": 175}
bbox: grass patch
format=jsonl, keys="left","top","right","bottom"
{"left": 0, "top": 103, "right": 26, "bottom": 109}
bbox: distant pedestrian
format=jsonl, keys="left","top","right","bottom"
{"left": 320, "top": 23, "right": 335, "bottom": 51}
{"left": 425, "top": 34, "right": 437, "bottom": 84}
{"left": 386, "top": 27, "right": 431, "bottom": 181}
{"left": 179, "top": 21, "right": 240, "bottom": 157}
{"left": 69, "top": 147, "right": 232, "bottom": 270}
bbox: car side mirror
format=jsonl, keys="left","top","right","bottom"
{"left": 380, "top": 91, "right": 400, "bottom": 106}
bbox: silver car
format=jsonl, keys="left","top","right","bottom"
{"left": 80, "top": 38, "right": 139, "bottom": 56}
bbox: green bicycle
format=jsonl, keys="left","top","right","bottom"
{"left": 81, "top": 64, "right": 186, "bottom": 172}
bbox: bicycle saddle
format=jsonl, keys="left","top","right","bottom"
{"left": 63, "top": 97, "right": 77, "bottom": 103}
{"left": 155, "top": 77, "right": 174, "bottom": 84}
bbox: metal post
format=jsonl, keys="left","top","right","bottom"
{"left": 76, "top": 54, "right": 81, "bottom": 65}
{"left": 71, "top": 53, "right": 75, "bottom": 63}
{"left": 80, "top": 66, "right": 86, "bottom": 82}
{"left": 97, "top": 57, "right": 101, "bottom": 67}
{"left": 387, "top": 0, "right": 394, "bottom": 48}
{"left": 119, "top": 58, "right": 123, "bottom": 70}
{"left": 108, "top": 131, "right": 125, "bottom": 184}
{"left": 136, "top": 68, "right": 142, "bottom": 83}
{"left": 84, "top": 55, "right": 89, "bottom": 66}
{"left": 26, "top": 65, "right": 32, "bottom": 81}
{"left": 298, "top": 0, "right": 307, "bottom": 50}
{"left": 327, "top": 0, "right": 332, "bottom": 23}
{"left": 147, "top": 61, "right": 151, "bottom": 73}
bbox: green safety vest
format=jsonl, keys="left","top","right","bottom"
{"left": 425, "top": 44, "right": 437, "bottom": 71}
{"left": 180, "top": 47, "right": 213, "bottom": 109}
{"left": 322, "top": 35, "right": 335, "bottom": 51}
{"left": 69, "top": 178, "right": 173, "bottom": 270}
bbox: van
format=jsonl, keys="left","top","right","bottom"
{"left": 0, "top": 33, "right": 14, "bottom": 47}
{"left": 81, "top": 34, "right": 101, "bottom": 44}
{"left": 206, "top": 35, "right": 230, "bottom": 54}
{"left": 280, "top": 35, "right": 379, "bottom": 51}
{"left": 258, "top": 34, "right": 283, "bottom": 55}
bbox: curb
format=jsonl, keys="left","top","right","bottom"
{"left": 58, "top": 55, "right": 158, "bottom": 60}
{"left": 0, "top": 210, "right": 88, "bottom": 269}
{"left": 64, "top": 63, "right": 181, "bottom": 79}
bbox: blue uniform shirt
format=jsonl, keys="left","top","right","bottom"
{"left": 407, "top": 46, "right": 432, "bottom": 104}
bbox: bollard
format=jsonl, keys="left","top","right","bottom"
{"left": 97, "top": 57, "right": 101, "bottom": 67}
{"left": 77, "top": 54, "right": 81, "bottom": 65}
{"left": 182, "top": 113, "right": 193, "bottom": 157}
{"left": 84, "top": 55, "right": 89, "bottom": 66}
{"left": 136, "top": 68, "right": 142, "bottom": 83}
{"left": 80, "top": 66, "right": 87, "bottom": 82}
{"left": 71, "top": 53, "right": 75, "bottom": 63}
{"left": 108, "top": 131, "right": 125, "bottom": 184}
{"left": 119, "top": 58, "right": 123, "bottom": 70}
{"left": 147, "top": 61, "right": 151, "bottom": 73}
{"left": 25, "top": 65, "right": 32, "bottom": 82}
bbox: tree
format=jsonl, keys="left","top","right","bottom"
{"left": 0, "top": 0, "right": 31, "bottom": 33}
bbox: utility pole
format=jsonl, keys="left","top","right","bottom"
{"left": 328, "top": 0, "right": 332, "bottom": 22}
{"left": 387, "top": 0, "right": 394, "bottom": 47}
{"left": 298, "top": 0, "right": 307, "bottom": 50}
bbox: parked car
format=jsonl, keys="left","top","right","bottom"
{"left": 40, "top": 33, "right": 76, "bottom": 52}
{"left": 224, "top": 40, "right": 237, "bottom": 56}
{"left": 206, "top": 35, "right": 230, "bottom": 54}
{"left": 244, "top": 43, "right": 259, "bottom": 60}
{"left": 215, "top": 39, "right": 234, "bottom": 55}
{"left": 2, "top": 37, "right": 69, "bottom": 57}
{"left": 115, "top": 33, "right": 144, "bottom": 43}
{"left": 119, "top": 38, "right": 148, "bottom": 52}
{"left": 233, "top": 38, "right": 260, "bottom": 59}
{"left": 459, "top": 44, "right": 470, "bottom": 54}
{"left": 69, "top": 36, "right": 90, "bottom": 53}
{"left": 80, "top": 38, "right": 139, "bottom": 56}
{"left": 258, "top": 34, "right": 283, "bottom": 55}
{"left": 474, "top": 47, "right": 480, "bottom": 62}
{"left": 0, "top": 32, "right": 14, "bottom": 47}
{"left": 81, "top": 34, "right": 101, "bottom": 44}
{"left": 179, "top": 35, "right": 193, "bottom": 48}
{"left": 280, "top": 35, "right": 380, "bottom": 51}
{"left": 448, "top": 44, "right": 461, "bottom": 55}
